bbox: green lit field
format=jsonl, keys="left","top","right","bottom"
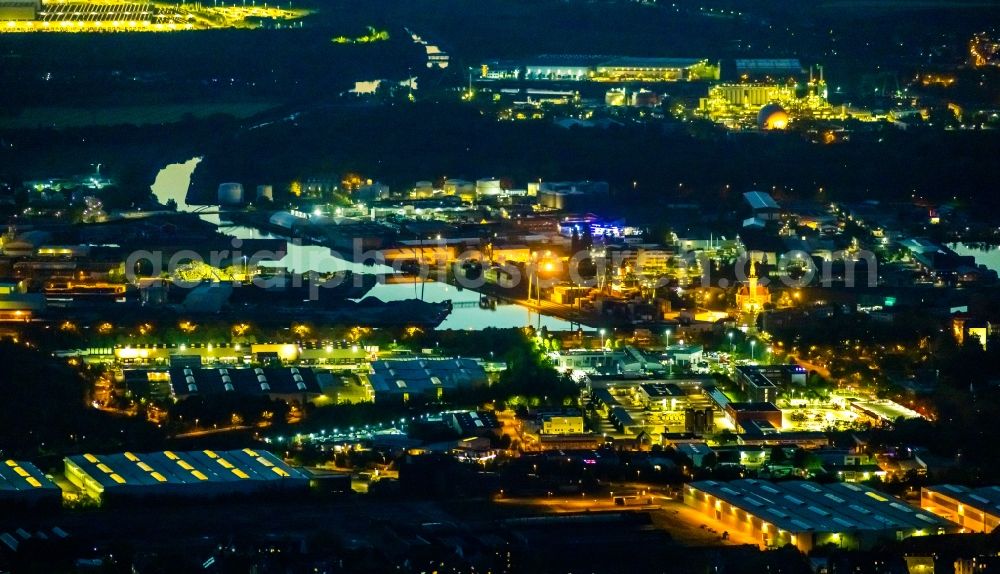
{"left": 0, "top": 102, "right": 277, "bottom": 129}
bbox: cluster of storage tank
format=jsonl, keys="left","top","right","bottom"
{"left": 217, "top": 183, "right": 273, "bottom": 205}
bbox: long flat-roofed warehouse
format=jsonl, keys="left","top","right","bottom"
{"left": 0, "top": 460, "right": 61, "bottom": 508}
{"left": 367, "top": 358, "right": 487, "bottom": 403}
{"left": 684, "top": 479, "right": 954, "bottom": 552}
{"left": 164, "top": 366, "right": 324, "bottom": 403}
{"left": 64, "top": 449, "right": 309, "bottom": 504}
{"left": 921, "top": 485, "right": 1000, "bottom": 533}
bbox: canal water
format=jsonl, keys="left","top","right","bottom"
{"left": 150, "top": 158, "right": 579, "bottom": 331}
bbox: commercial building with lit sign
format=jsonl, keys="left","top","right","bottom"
{"left": 684, "top": 479, "right": 953, "bottom": 552}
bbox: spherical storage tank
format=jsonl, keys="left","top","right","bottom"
{"left": 218, "top": 183, "right": 244, "bottom": 205}
{"left": 757, "top": 104, "right": 789, "bottom": 131}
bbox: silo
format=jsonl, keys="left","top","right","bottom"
{"left": 476, "top": 178, "right": 502, "bottom": 197}
{"left": 256, "top": 185, "right": 273, "bottom": 202}
{"left": 218, "top": 183, "right": 244, "bottom": 205}
{"left": 413, "top": 180, "right": 434, "bottom": 198}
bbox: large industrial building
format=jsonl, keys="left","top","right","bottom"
{"left": 480, "top": 55, "right": 718, "bottom": 83}
{"left": 109, "top": 341, "right": 371, "bottom": 369}
{"left": 367, "top": 358, "right": 488, "bottom": 403}
{"left": 64, "top": 449, "right": 309, "bottom": 503}
{"left": 734, "top": 365, "right": 807, "bottom": 403}
{"left": 0, "top": 0, "right": 39, "bottom": 20}
{"left": 123, "top": 365, "right": 331, "bottom": 404}
{"left": 921, "top": 485, "right": 1000, "bottom": 533}
{"left": 592, "top": 57, "right": 718, "bottom": 82}
{"left": 0, "top": 460, "right": 61, "bottom": 507}
{"left": 166, "top": 366, "right": 325, "bottom": 402}
{"left": 537, "top": 180, "right": 609, "bottom": 210}
{"left": 685, "top": 479, "right": 954, "bottom": 552}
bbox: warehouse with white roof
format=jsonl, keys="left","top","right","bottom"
{"left": 685, "top": 479, "right": 954, "bottom": 552}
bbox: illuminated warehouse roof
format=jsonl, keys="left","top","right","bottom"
{"left": 742, "top": 191, "right": 780, "bottom": 211}
{"left": 688, "top": 479, "right": 948, "bottom": 534}
{"left": 64, "top": 449, "right": 309, "bottom": 501}
{"left": 165, "top": 366, "right": 322, "bottom": 398}
{"left": 921, "top": 484, "right": 1000, "bottom": 532}
{"left": 0, "top": 460, "right": 60, "bottom": 501}
{"left": 368, "top": 358, "right": 488, "bottom": 401}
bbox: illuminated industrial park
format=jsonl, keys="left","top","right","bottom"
{"left": 0, "top": 0, "right": 999, "bottom": 571}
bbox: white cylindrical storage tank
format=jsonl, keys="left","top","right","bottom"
{"left": 256, "top": 185, "right": 273, "bottom": 201}
{"left": 413, "top": 181, "right": 433, "bottom": 196}
{"left": 476, "top": 178, "right": 502, "bottom": 197}
{"left": 218, "top": 183, "right": 244, "bottom": 205}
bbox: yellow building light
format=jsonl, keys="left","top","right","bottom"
{"left": 865, "top": 491, "right": 889, "bottom": 502}
{"left": 110, "top": 474, "right": 127, "bottom": 484}
{"left": 231, "top": 468, "right": 250, "bottom": 479}
{"left": 191, "top": 470, "right": 209, "bottom": 481}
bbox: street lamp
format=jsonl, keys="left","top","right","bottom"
{"left": 664, "top": 328, "right": 672, "bottom": 349}
{"left": 728, "top": 332, "right": 734, "bottom": 355}
{"left": 599, "top": 328, "right": 606, "bottom": 353}
{"left": 750, "top": 339, "right": 757, "bottom": 361}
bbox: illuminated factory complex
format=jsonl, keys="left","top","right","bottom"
{"left": 696, "top": 71, "right": 845, "bottom": 130}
